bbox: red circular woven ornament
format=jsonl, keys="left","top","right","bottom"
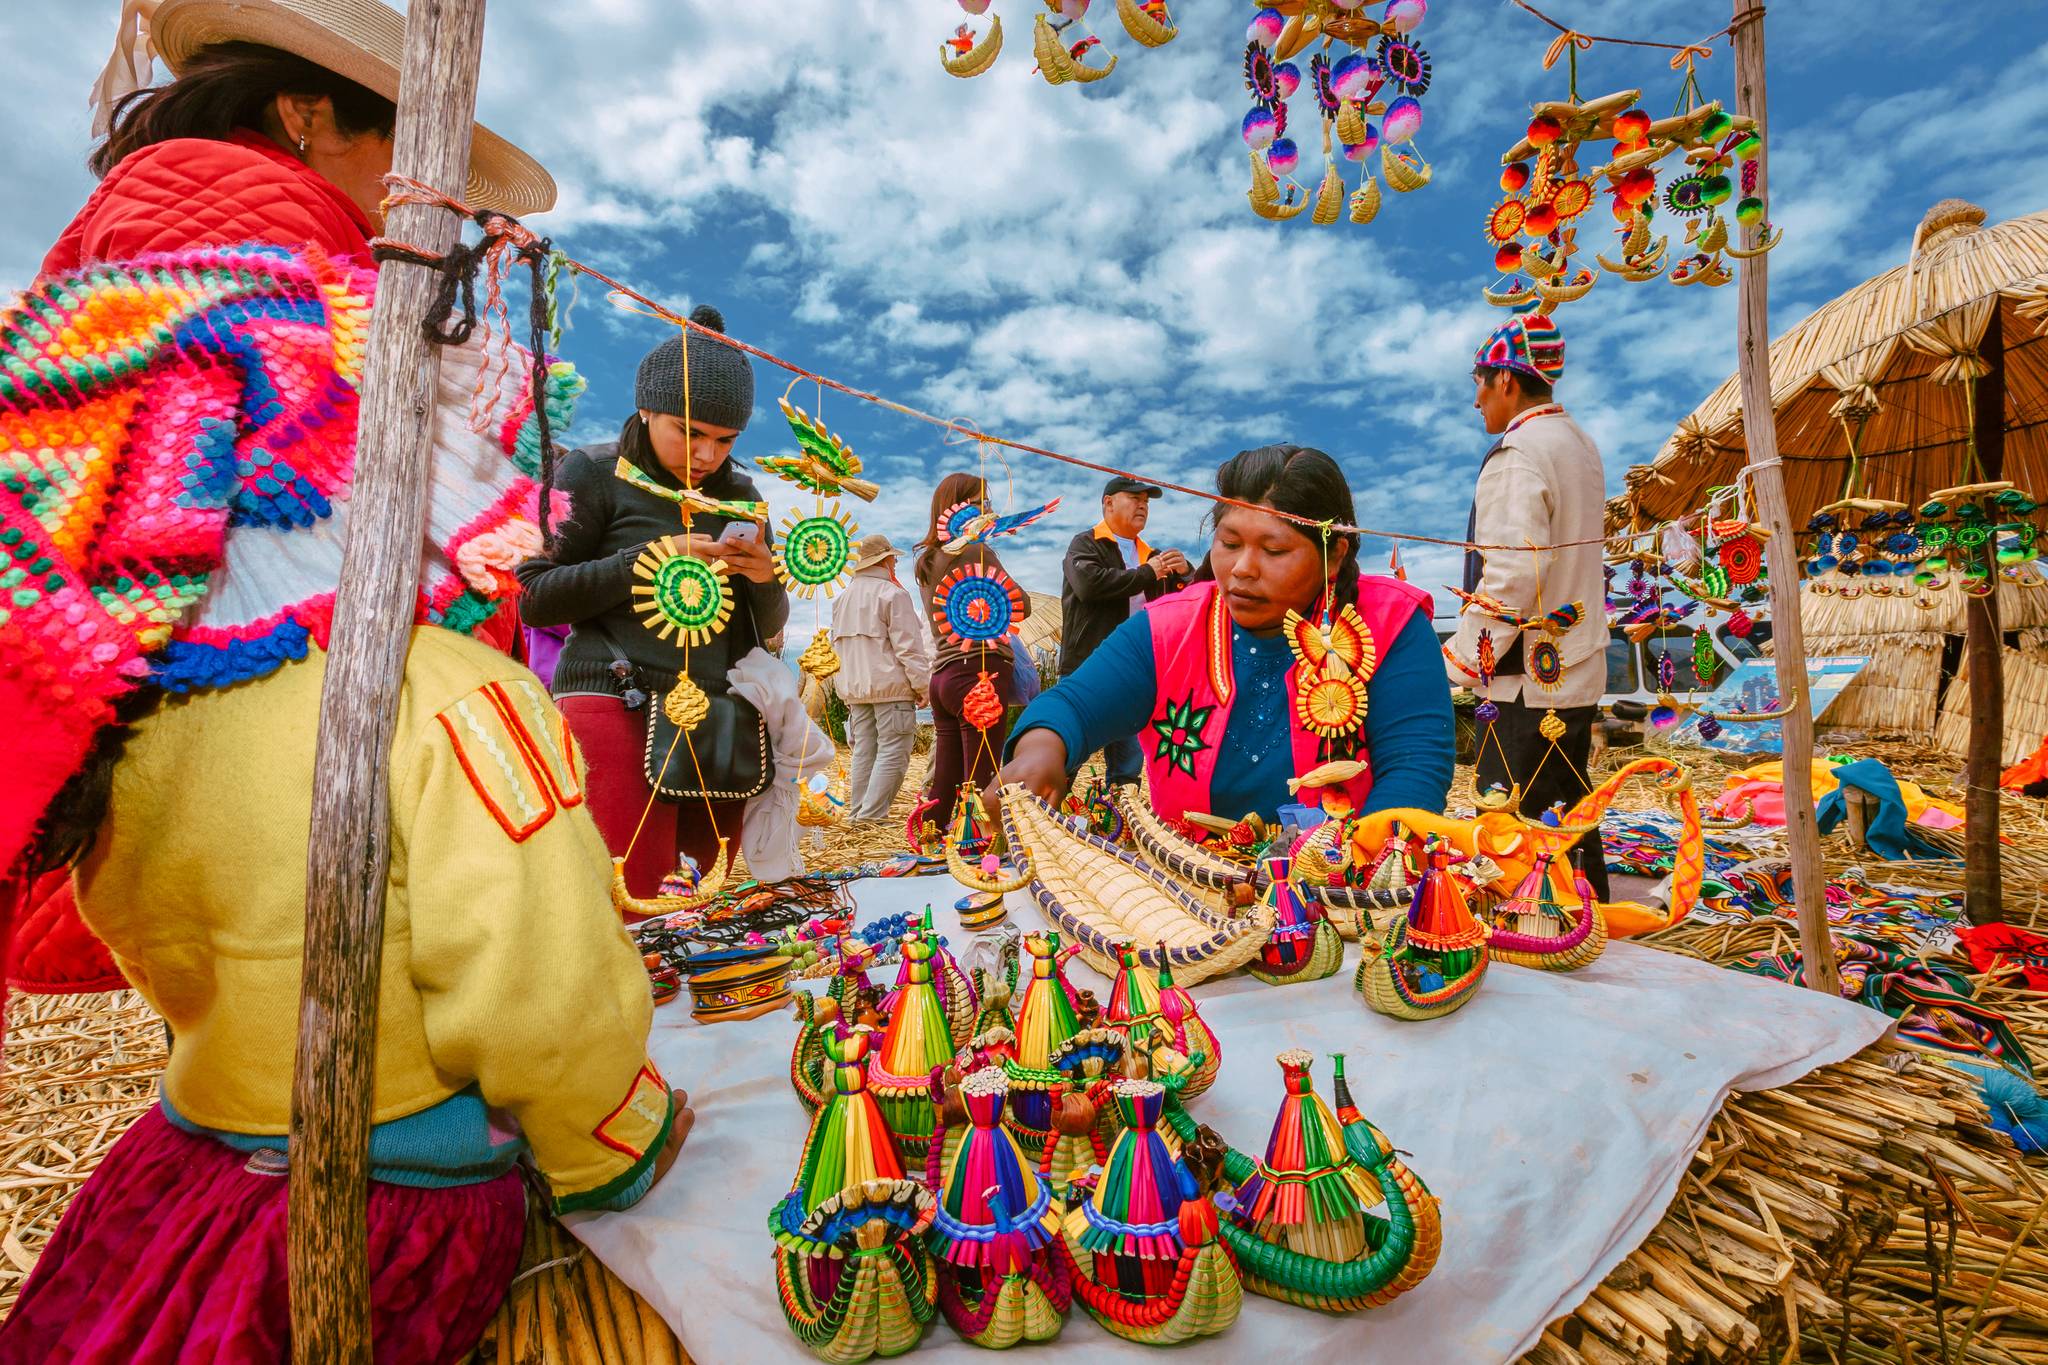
{"left": 1718, "top": 535, "right": 1764, "bottom": 585}
{"left": 1485, "top": 198, "right": 1527, "bottom": 244}
{"left": 1546, "top": 178, "right": 1594, "bottom": 223}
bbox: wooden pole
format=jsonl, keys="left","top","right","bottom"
{"left": 1729, "top": 0, "right": 1840, "bottom": 996}
{"left": 288, "top": 0, "right": 489, "bottom": 1357}
{"left": 1964, "top": 309, "right": 2006, "bottom": 924}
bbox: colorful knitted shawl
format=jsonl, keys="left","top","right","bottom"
{"left": 0, "top": 242, "right": 581, "bottom": 885}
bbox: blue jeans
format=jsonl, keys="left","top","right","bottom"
{"left": 1071, "top": 734, "right": 1143, "bottom": 788}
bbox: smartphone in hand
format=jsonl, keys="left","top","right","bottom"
{"left": 720, "top": 521, "right": 762, "bottom": 545}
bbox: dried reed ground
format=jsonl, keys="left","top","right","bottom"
{"left": 6, "top": 736, "right": 2048, "bottom": 1364}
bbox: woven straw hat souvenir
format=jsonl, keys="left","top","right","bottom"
{"left": 148, "top": 0, "right": 555, "bottom": 214}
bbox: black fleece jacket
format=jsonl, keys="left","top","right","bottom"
{"left": 515, "top": 438, "right": 790, "bottom": 698}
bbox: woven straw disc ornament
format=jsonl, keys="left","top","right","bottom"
{"left": 631, "top": 538, "right": 733, "bottom": 646}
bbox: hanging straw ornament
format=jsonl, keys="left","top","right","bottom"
{"left": 632, "top": 538, "right": 733, "bottom": 646}
{"left": 664, "top": 671, "right": 711, "bottom": 732}
{"left": 1178, "top": 1050, "right": 1441, "bottom": 1312}
{"left": 1528, "top": 636, "right": 1564, "bottom": 691}
{"left": 763, "top": 396, "right": 880, "bottom": 501}
{"left": 963, "top": 669, "right": 1006, "bottom": 731}
{"left": 1692, "top": 626, "right": 1718, "bottom": 687}
{"left": 799, "top": 628, "right": 842, "bottom": 683}
{"left": 779, "top": 508, "right": 859, "bottom": 598}
{"left": 768, "top": 1024, "right": 939, "bottom": 1362}
{"left": 1537, "top": 708, "right": 1567, "bottom": 743}
{"left": 933, "top": 563, "right": 1026, "bottom": 649}
{"left": 1056, "top": 1078, "right": 1242, "bottom": 1344}
{"left": 1284, "top": 603, "right": 1376, "bottom": 739}
{"left": 923, "top": 1066, "right": 1072, "bottom": 1348}
{"left": 948, "top": 784, "right": 1030, "bottom": 895}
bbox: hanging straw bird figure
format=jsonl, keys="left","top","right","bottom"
{"left": 943, "top": 497, "right": 1063, "bottom": 554}
{"left": 1283, "top": 603, "right": 1377, "bottom": 739}
{"left": 1160, "top": 1051, "right": 1441, "bottom": 1313}
{"left": 768, "top": 1024, "right": 939, "bottom": 1362}
{"left": 762, "top": 396, "right": 881, "bottom": 501}
{"left": 947, "top": 784, "right": 1030, "bottom": 895}
{"left": 924, "top": 1066, "right": 1072, "bottom": 1347}
{"left": 1055, "top": 1079, "right": 1242, "bottom": 1344}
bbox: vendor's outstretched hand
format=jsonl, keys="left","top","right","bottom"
{"left": 988, "top": 729, "right": 1069, "bottom": 825}
{"left": 650, "top": 1087, "right": 695, "bottom": 1190}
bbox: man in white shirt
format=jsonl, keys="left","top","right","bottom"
{"left": 1444, "top": 313, "right": 1612, "bottom": 899}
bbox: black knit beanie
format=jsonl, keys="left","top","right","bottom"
{"left": 634, "top": 304, "right": 755, "bottom": 431}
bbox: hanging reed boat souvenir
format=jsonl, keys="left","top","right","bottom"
{"left": 1357, "top": 839, "right": 1489, "bottom": 1020}
{"left": 1247, "top": 855, "right": 1347, "bottom": 986}
{"left": 1164, "top": 1051, "right": 1442, "bottom": 1313}
{"left": 1057, "top": 1079, "right": 1242, "bottom": 1345}
{"left": 1112, "top": 785, "right": 1261, "bottom": 909}
{"left": 769, "top": 1025, "right": 938, "bottom": 1363}
{"left": 924, "top": 1066, "right": 1073, "bottom": 1347}
{"left": 947, "top": 785, "right": 1030, "bottom": 894}
{"left": 1481, "top": 851, "right": 1608, "bottom": 971}
{"left": 1002, "top": 785, "right": 1270, "bottom": 986}
{"left": 1102, "top": 942, "right": 1221, "bottom": 1099}
{"left": 608, "top": 842, "right": 731, "bottom": 919}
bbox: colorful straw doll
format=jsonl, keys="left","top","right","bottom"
{"left": 870, "top": 935, "right": 961, "bottom": 1158}
{"left": 1197, "top": 1051, "right": 1441, "bottom": 1312}
{"left": 1058, "top": 1079, "right": 1242, "bottom": 1345}
{"left": 880, "top": 909, "right": 978, "bottom": 1050}
{"left": 1102, "top": 942, "right": 1222, "bottom": 1099}
{"left": 1357, "top": 839, "right": 1490, "bottom": 1020}
{"left": 924, "top": 1067, "right": 1072, "bottom": 1347}
{"left": 1246, "top": 856, "right": 1347, "bottom": 986}
{"left": 999, "top": 932, "right": 1086, "bottom": 1157}
{"left": 770, "top": 1026, "right": 939, "bottom": 1362}
{"left": 1481, "top": 851, "right": 1608, "bottom": 971}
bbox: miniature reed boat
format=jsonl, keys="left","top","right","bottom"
{"left": 946, "top": 784, "right": 1032, "bottom": 895}
{"left": 1056, "top": 1079, "right": 1243, "bottom": 1345}
{"left": 1292, "top": 817, "right": 1419, "bottom": 937}
{"left": 1110, "top": 784, "right": 1262, "bottom": 909}
{"left": 1001, "top": 785, "right": 1270, "bottom": 987}
{"left": 924, "top": 1066, "right": 1073, "bottom": 1347}
{"left": 1165, "top": 1051, "right": 1441, "bottom": 1313}
{"left": 1102, "top": 942, "right": 1221, "bottom": 1099}
{"left": 1482, "top": 852, "right": 1608, "bottom": 971}
{"left": 607, "top": 842, "right": 730, "bottom": 919}
{"left": 1247, "top": 856, "right": 1347, "bottom": 986}
{"left": 1357, "top": 840, "right": 1489, "bottom": 1021}
{"left": 769, "top": 1026, "right": 938, "bottom": 1363}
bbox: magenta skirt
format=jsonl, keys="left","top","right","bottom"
{"left": 0, "top": 1108, "right": 526, "bottom": 1365}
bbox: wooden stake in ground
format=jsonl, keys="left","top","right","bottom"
{"left": 289, "top": 0, "right": 490, "bottom": 1357}
{"left": 1965, "top": 308, "right": 2006, "bottom": 924}
{"left": 1729, "top": 0, "right": 1840, "bottom": 996}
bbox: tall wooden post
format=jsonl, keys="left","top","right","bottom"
{"left": 289, "top": 0, "right": 489, "bottom": 1357}
{"left": 1964, "top": 309, "right": 2006, "bottom": 923}
{"left": 1729, "top": 0, "right": 1840, "bottom": 995}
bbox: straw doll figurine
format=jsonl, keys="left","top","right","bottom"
{"left": 1356, "top": 839, "right": 1490, "bottom": 1020}
{"left": 924, "top": 1067, "right": 1073, "bottom": 1347}
{"left": 997, "top": 932, "right": 1086, "bottom": 1156}
{"left": 1246, "top": 855, "right": 1347, "bottom": 986}
{"left": 769, "top": 1026, "right": 938, "bottom": 1362}
{"left": 1481, "top": 852, "right": 1608, "bottom": 971}
{"left": 1188, "top": 1050, "right": 1442, "bottom": 1312}
{"left": 1057, "top": 1079, "right": 1243, "bottom": 1345}
{"left": 1102, "top": 941, "right": 1222, "bottom": 1098}
{"left": 869, "top": 935, "right": 961, "bottom": 1158}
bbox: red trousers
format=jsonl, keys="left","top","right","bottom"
{"left": 558, "top": 695, "right": 744, "bottom": 904}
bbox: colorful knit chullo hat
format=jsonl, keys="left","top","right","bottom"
{"left": 1473, "top": 312, "right": 1564, "bottom": 385}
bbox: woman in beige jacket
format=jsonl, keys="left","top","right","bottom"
{"left": 830, "top": 534, "right": 933, "bottom": 821}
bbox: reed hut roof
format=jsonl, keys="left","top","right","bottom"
{"left": 1611, "top": 199, "right": 2048, "bottom": 531}
{"left": 1016, "top": 592, "right": 1063, "bottom": 655}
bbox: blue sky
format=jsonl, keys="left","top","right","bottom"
{"left": 7, "top": 0, "right": 2047, "bottom": 617}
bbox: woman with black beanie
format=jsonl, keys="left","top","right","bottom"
{"left": 517, "top": 306, "right": 789, "bottom": 899}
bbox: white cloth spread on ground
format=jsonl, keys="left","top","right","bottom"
{"left": 567, "top": 877, "right": 1889, "bottom": 1364}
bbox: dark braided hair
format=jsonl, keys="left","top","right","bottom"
{"left": 1197, "top": 444, "right": 1362, "bottom": 613}
{"left": 25, "top": 685, "right": 164, "bottom": 879}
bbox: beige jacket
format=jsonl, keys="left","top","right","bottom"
{"left": 1447, "top": 409, "right": 1609, "bottom": 708}
{"left": 831, "top": 564, "right": 933, "bottom": 705}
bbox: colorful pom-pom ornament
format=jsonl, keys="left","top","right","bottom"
{"left": 1332, "top": 51, "right": 1375, "bottom": 101}
{"left": 632, "top": 540, "right": 734, "bottom": 647}
{"left": 1248, "top": 7, "right": 1285, "bottom": 46}
{"left": 1526, "top": 115, "right": 1563, "bottom": 147}
{"left": 933, "top": 563, "right": 1028, "bottom": 650}
{"left": 1266, "top": 138, "right": 1300, "bottom": 175}
{"left": 1494, "top": 243, "right": 1525, "bottom": 272}
{"left": 1273, "top": 60, "right": 1302, "bottom": 100}
{"left": 1727, "top": 608, "right": 1755, "bottom": 638}
{"left": 958, "top": 0, "right": 992, "bottom": 12}
{"left": 1697, "top": 716, "right": 1724, "bottom": 742}
{"left": 1523, "top": 201, "right": 1558, "bottom": 237}
{"left": 1474, "top": 699, "right": 1500, "bottom": 723}
{"left": 1501, "top": 161, "right": 1531, "bottom": 193}
{"left": 1619, "top": 167, "right": 1658, "bottom": 205}
{"left": 1384, "top": 0, "right": 1426, "bottom": 32}
{"left": 1649, "top": 704, "right": 1679, "bottom": 729}
{"left": 1342, "top": 135, "right": 1377, "bottom": 162}
{"left": 1701, "top": 173, "right": 1733, "bottom": 206}
{"left": 1700, "top": 110, "right": 1734, "bottom": 140}
{"left": 1242, "top": 106, "right": 1278, "bottom": 149}
{"left": 1382, "top": 96, "right": 1423, "bottom": 144}
{"left": 1736, "top": 195, "right": 1766, "bottom": 225}
{"left": 1614, "top": 108, "right": 1651, "bottom": 144}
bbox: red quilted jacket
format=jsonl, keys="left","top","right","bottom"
{"left": 13, "top": 131, "right": 375, "bottom": 1000}
{"left": 42, "top": 128, "right": 373, "bottom": 274}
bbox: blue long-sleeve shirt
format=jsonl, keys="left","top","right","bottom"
{"left": 1009, "top": 608, "right": 1454, "bottom": 820}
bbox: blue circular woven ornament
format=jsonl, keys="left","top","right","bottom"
{"left": 934, "top": 565, "right": 1021, "bottom": 646}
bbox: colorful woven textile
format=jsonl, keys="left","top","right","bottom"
{"left": 0, "top": 243, "right": 581, "bottom": 886}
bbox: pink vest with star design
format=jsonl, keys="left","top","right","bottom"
{"left": 1141, "top": 575, "right": 1433, "bottom": 822}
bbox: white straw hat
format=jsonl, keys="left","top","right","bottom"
{"left": 150, "top": 0, "right": 556, "bottom": 215}
{"left": 850, "top": 533, "right": 902, "bottom": 571}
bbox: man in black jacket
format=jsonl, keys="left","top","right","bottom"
{"left": 1057, "top": 476, "right": 1190, "bottom": 785}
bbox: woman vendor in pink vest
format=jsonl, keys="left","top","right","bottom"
{"left": 998, "top": 445, "right": 1454, "bottom": 822}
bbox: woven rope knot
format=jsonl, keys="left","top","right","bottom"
{"left": 1541, "top": 29, "right": 1593, "bottom": 67}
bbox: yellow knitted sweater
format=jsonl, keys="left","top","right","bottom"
{"left": 74, "top": 628, "right": 670, "bottom": 1211}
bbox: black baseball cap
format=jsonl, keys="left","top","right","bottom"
{"left": 1103, "top": 475, "right": 1163, "bottom": 498}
